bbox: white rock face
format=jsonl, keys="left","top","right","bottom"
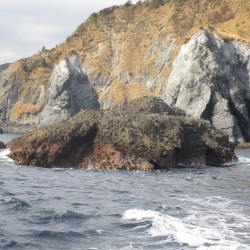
{"left": 39, "top": 52, "right": 100, "bottom": 126}
{"left": 162, "top": 30, "right": 250, "bottom": 143}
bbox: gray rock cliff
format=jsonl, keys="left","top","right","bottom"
{"left": 39, "top": 52, "right": 100, "bottom": 126}
{"left": 1, "top": 23, "right": 250, "bottom": 145}
{"left": 0, "top": 53, "right": 100, "bottom": 127}
{"left": 162, "top": 30, "right": 250, "bottom": 143}
{"left": 0, "top": 65, "right": 27, "bottom": 122}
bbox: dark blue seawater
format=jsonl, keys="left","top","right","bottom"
{"left": 0, "top": 134, "right": 250, "bottom": 249}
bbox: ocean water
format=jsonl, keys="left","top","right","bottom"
{"left": 0, "top": 134, "right": 250, "bottom": 250}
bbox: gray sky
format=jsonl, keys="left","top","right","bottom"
{"left": 0, "top": 0, "right": 138, "bottom": 64}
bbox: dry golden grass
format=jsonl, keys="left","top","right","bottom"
{"left": 236, "top": 142, "right": 250, "bottom": 149}
{"left": 99, "top": 80, "right": 156, "bottom": 106}
{"left": 50, "top": 0, "right": 250, "bottom": 81}
{"left": 170, "top": 0, "right": 250, "bottom": 46}
{"left": 10, "top": 100, "right": 45, "bottom": 120}
{"left": 4, "top": 0, "right": 250, "bottom": 118}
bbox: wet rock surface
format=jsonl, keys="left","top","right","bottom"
{"left": 8, "top": 97, "right": 235, "bottom": 170}
{"left": 0, "top": 141, "right": 6, "bottom": 149}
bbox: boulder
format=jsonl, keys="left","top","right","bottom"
{"left": 8, "top": 97, "right": 235, "bottom": 170}
{"left": 0, "top": 128, "right": 3, "bottom": 134}
{"left": 0, "top": 141, "right": 6, "bottom": 149}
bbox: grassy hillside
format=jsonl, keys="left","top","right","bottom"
{"left": 2, "top": 0, "right": 250, "bottom": 119}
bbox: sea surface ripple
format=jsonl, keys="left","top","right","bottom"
{"left": 0, "top": 134, "right": 250, "bottom": 249}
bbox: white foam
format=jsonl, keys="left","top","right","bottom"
{"left": 122, "top": 199, "right": 250, "bottom": 250}
{"left": 236, "top": 156, "right": 250, "bottom": 164}
{"left": 0, "top": 149, "right": 14, "bottom": 163}
{"left": 123, "top": 209, "right": 206, "bottom": 247}
{"left": 233, "top": 150, "right": 250, "bottom": 165}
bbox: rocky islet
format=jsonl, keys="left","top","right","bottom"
{"left": 7, "top": 97, "right": 235, "bottom": 170}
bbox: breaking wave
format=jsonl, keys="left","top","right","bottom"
{"left": 0, "top": 149, "right": 14, "bottom": 163}
{"left": 122, "top": 196, "right": 250, "bottom": 250}
{"left": 236, "top": 156, "right": 250, "bottom": 164}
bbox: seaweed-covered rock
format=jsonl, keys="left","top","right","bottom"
{"left": 8, "top": 97, "right": 235, "bottom": 170}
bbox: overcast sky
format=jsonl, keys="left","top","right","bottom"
{"left": 0, "top": 0, "right": 138, "bottom": 64}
